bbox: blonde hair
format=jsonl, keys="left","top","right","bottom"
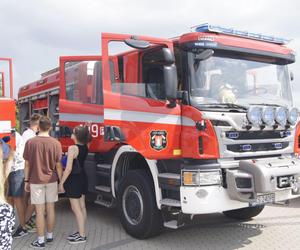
{"left": 0, "top": 144, "right": 6, "bottom": 204}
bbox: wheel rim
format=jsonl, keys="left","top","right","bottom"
{"left": 122, "top": 185, "right": 144, "bottom": 225}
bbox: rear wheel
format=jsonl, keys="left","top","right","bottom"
{"left": 117, "top": 170, "right": 163, "bottom": 239}
{"left": 223, "top": 205, "right": 265, "bottom": 220}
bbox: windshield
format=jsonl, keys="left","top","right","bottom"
{"left": 188, "top": 51, "right": 292, "bottom": 109}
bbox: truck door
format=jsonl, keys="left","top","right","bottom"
{"left": 58, "top": 55, "right": 116, "bottom": 152}
{"left": 101, "top": 33, "right": 181, "bottom": 159}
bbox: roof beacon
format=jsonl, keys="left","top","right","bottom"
{"left": 194, "top": 23, "right": 291, "bottom": 45}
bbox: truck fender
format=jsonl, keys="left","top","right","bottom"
{"left": 111, "top": 145, "right": 162, "bottom": 209}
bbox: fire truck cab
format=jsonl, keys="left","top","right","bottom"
{"left": 18, "top": 24, "right": 300, "bottom": 238}
{"left": 0, "top": 58, "right": 15, "bottom": 148}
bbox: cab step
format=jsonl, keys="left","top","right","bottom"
{"left": 164, "top": 220, "right": 184, "bottom": 229}
{"left": 94, "top": 194, "right": 115, "bottom": 208}
{"left": 96, "top": 163, "right": 112, "bottom": 170}
{"left": 96, "top": 164, "right": 112, "bottom": 177}
{"left": 161, "top": 198, "right": 181, "bottom": 207}
{"left": 95, "top": 185, "right": 111, "bottom": 193}
{"left": 162, "top": 211, "right": 188, "bottom": 229}
{"left": 94, "top": 199, "right": 113, "bottom": 208}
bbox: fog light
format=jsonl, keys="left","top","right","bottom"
{"left": 262, "top": 106, "right": 275, "bottom": 126}
{"left": 275, "top": 107, "right": 287, "bottom": 127}
{"left": 196, "top": 189, "right": 208, "bottom": 198}
{"left": 247, "top": 106, "right": 262, "bottom": 127}
{"left": 182, "top": 170, "right": 222, "bottom": 186}
{"left": 287, "top": 108, "right": 298, "bottom": 125}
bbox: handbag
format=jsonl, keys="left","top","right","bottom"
{"left": 71, "top": 158, "right": 81, "bottom": 175}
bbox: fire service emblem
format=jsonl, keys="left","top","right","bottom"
{"left": 150, "top": 131, "right": 167, "bottom": 151}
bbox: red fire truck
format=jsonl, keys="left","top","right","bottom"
{"left": 18, "top": 24, "right": 300, "bottom": 238}
{"left": 0, "top": 58, "right": 15, "bottom": 148}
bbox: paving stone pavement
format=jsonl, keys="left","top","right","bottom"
{"left": 12, "top": 197, "right": 300, "bottom": 250}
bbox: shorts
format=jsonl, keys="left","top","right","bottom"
{"left": 7, "top": 170, "right": 24, "bottom": 198}
{"left": 64, "top": 173, "right": 87, "bottom": 199}
{"left": 30, "top": 182, "right": 58, "bottom": 205}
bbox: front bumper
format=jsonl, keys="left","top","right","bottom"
{"left": 180, "top": 185, "right": 299, "bottom": 214}
{"left": 180, "top": 156, "right": 300, "bottom": 214}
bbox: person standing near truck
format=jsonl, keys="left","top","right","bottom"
{"left": 59, "top": 125, "right": 91, "bottom": 244}
{"left": 6, "top": 131, "right": 28, "bottom": 239}
{"left": 22, "top": 113, "right": 41, "bottom": 233}
{"left": 22, "top": 113, "right": 41, "bottom": 141}
{"left": 23, "top": 116, "right": 63, "bottom": 249}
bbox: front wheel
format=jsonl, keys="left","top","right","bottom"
{"left": 117, "top": 170, "right": 163, "bottom": 239}
{"left": 223, "top": 205, "right": 265, "bottom": 220}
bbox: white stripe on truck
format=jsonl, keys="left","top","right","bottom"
{"left": 59, "top": 109, "right": 195, "bottom": 127}
{"left": 104, "top": 108, "right": 195, "bottom": 126}
{"left": 60, "top": 113, "right": 104, "bottom": 123}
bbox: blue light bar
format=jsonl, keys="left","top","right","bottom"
{"left": 194, "top": 23, "right": 291, "bottom": 45}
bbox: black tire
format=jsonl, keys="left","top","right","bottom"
{"left": 223, "top": 205, "right": 265, "bottom": 220}
{"left": 117, "top": 170, "right": 163, "bottom": 239}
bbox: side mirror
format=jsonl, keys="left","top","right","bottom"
{"left": 162, "top": 48, "right": 178, "bottom": 102}
{"left": 290, "top": 71, "right": 294, "bottom": 81}
{"left": 162, "top": 48, "right": 175, "bottom": 64}
{"left": 164, "top": 64, "right": 178, "bottom": 100}
{"left": 124, "top": 39, "right": 150, "bottom": 49}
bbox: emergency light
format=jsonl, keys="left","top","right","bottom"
{"left": 194, "top": 23, "right": 290, "bottom": 45}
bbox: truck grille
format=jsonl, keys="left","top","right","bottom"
{"left": 227, "top": 142, "right": 289, "bottom": 153}
{"left": 226, "top": 130, "right": 291, "bottom": 140}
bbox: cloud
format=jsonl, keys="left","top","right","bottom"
{"left": 0, "top": 0, "right": 300, "bottom": 101}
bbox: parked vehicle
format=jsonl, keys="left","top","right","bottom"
{"left": 18, "top": 24, "right": 300, "bottom": 238}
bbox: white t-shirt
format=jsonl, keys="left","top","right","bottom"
{"left": 11, "top": 132, "right": 25, "bottom": 172}
{"left": 22, "top": 128, "right": 36, "bottom": 144}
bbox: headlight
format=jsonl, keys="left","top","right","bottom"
{"left": 287, "top": 108, "right": 298, "bottom": 125}
{"left": 275, "top": 107, "right": 287, "bottom": 127}
{"left": 247, "top": 106, "right": 262, "bottom": 127}
{"left": 182, "top": 170, "right": 222, "bottom": 186}
{"left": 261, "top": 107, "right": 275, "bottom": 126}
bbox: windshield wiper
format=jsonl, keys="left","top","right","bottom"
{"left": 248, "top": 103, "right": 282, "bottom": 107}
{"left": 200, "top": 103, "right": 248, "bottom": 110}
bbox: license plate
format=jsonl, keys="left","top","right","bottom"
{"left": 249, "top": 193, "right": 275, "bottom": 207}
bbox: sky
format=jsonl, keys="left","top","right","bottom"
{"left": 0, "top": 0, "right": 300, "bottom": 105}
